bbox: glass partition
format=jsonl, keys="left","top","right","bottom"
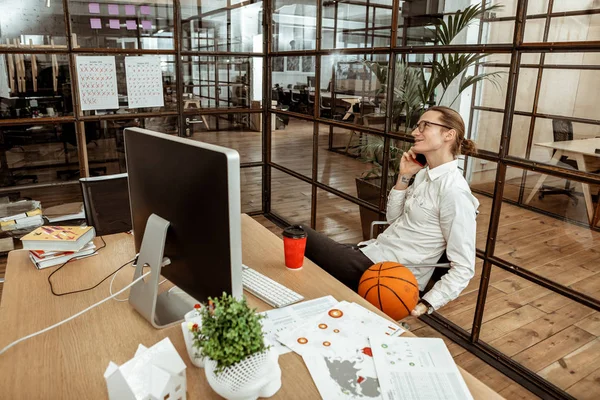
{"left": 181, "top": 0, "right": 263, "bottom": 53}
{"left": 271, "top": 167, "right": 312, "bottom": 225}
{"left": 0, "top": 0, "right": 67, "bottom": 47}
{"left": 507, "top": 52, "right": 600, "bottom": 172}
{"left": 0, "top": 123, "right": 79, "bottom": 186}
{"left": 182, "top": 56, "right": 261, "bottom": 109}
{"left": 0, "top": 3, "right": 599, "bottom": 398}
{"left": 272, "top": 115, "right": 313, "bottom": 177}
{"left": 241, "top": 167, "right": 262, "bottom": 213}
{"left": 185, "top": 113, "right": 261, "bottom": 164}
{"left": 319, "top": 54, "right": 388, "bottom": 126}
{"left": 481, "top": 265, "right": 597, "bottom": 393}
{"left": 322, "top": 0, "right": 393, "bottom": 49}
{"left": 316, "top": 188, "right": 363, "bottom": 244}
{"left": 69, "top": 0, "right": 175, "bottom": 50}
{"left": 77, "top": 54, "right": 177, "bottom": 117}
{"left": 0, "top": 54, "right": 72, "bottom": 119}
{"left": 271, "top": 56, "right": 316, "bottom": 117}
{"left": 317, "top": 124, "right": 384, "bottom": 199}
{"left": 272, "top": 0, "right": 317, "bottom": 52}
{"left": 525, "top": 2, "right": 600, "bottom": 43}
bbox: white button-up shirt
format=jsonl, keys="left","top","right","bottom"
{"left": 358, "top": 159, "right": 479, "bottom": 310}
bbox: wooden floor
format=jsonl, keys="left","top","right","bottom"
{"left": 1, "top": 118, "right": 599, "bottom": 398}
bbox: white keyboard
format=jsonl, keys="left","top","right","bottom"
{"left": 242, "top": 264, "right": 304, "bottom": 308}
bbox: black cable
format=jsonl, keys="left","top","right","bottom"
{"left": 47, "top": 236, "right": 133, "bottom": 297}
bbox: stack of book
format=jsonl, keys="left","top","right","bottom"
{"left": 21, "top": 226, "right": 97, "bottom": 269}
{"left": 0, "top": 200, "right": 43, "bottom": 233}
{"left": 43, "top": 202, "right": 86, "bottom": 224}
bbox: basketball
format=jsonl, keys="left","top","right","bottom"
{"left": 358, "top": 262, "right": 419, "bottom": 321}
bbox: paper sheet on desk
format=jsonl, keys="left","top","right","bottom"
{"left": 302, "top": 341, "right": 383, "bottom": 400}
{"left": 276, "top": 301, "right": 404, "bottom": 357}
{"left": 276, "top": 302, "right": 403, "bottom": 400}
{"left": 369, "top": 336, "right": 473, "bottom": 400}
{"left": 259, "top": 295, "right": 338, "bottom": 355}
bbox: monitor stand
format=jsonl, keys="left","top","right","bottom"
{"left": 129, "top": 213, "right": 198, "bottom": 329}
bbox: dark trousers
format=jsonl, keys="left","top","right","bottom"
{"left": 304, "top": 226, "right": 373, "bottom": 292}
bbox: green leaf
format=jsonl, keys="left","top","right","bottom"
{"left": 197, "top": 292, "right": 266, "bottom": 374}
{"left": 432, "top": 2, "right": 504, "bottom": 45}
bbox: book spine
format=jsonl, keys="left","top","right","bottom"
{"left": 28, "top": 253, "right": 41, "bottom": 270}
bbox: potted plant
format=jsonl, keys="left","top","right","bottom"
{"left": 355, "top": 2, "right": 503, "bottom": 239}
{"left": 189, "top": 292, "right": 281, "bottom": 400}
{"left": 363, "top": 2, "right": 504, "bottom": 132}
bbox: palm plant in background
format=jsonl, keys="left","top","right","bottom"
{"left": 364, "top": 2, "right": 504, "bottom": 133}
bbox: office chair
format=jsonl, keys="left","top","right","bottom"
{"left": 319, "top": 96, "right": 344, "bottom": 120}
{"left": 538, "top": 119, "right": 578, "bottom": 205}
{"left": 307, "top": 93, "right": 315, "bottom": 115}
{"left": 290, "top": 91, "right": 308, "bottom": 114}
{"left": 319, "top": 96, "right": 333, "bottom": 118}
{"left": 79, "top": 173, "right": 132, "bottom": 236}
{"left": 369, "top": 217, "right": 474, "bottom": 299}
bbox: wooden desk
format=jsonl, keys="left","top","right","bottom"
{"left": 313, "top": 92, "right": 362, "bottom": 120}
{"left": 525, "top": 138, "right": 600, "bottom": 224}
{"left": 0, "top": 215, "right": 502, "bottom": 399}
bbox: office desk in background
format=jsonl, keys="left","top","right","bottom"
{"left": 0, "top": 215, "right": 503, "bottom": 399}
{"left": 316, "top": 92, "right": 362, "bottom": 120}
{"left": 286, "top": 90, "right": 363, "bottom": 121}
{"left": 525, "top": 138, "right": 600, "bottom": 225}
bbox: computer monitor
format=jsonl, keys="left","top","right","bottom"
{"left": 123, "top": 127, "right": 242, "bottom": 328}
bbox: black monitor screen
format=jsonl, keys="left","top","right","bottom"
{"left": 124, "top": 128, "right": 241, "bottom": 302}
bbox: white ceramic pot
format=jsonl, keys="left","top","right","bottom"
{"left": 204, "top": 347, "right": 281, "bottom": 400}
{"left": 181, "top": 315, "right": 204, "bottom": 368}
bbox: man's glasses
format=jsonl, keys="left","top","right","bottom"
{"left": 415, "top": 120, "right": 452, "bottom": 133}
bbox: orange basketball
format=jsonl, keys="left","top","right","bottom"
{"left": 358, "top": 262, "right": 419, "bottom": 321}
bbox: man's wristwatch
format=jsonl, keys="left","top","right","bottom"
{"left": 420, "top": 300, "right": 435, "bottom": 315}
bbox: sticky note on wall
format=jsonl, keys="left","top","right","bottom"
{"left": 89, "top": 3, "right": 100, "bottom": 14}
{"left": 109, "top": 19, "right": 120, "bottom": 29}
{"left": 90, "top": 18, "right": 102, "bottom": 29}
{"left": 141, "top": 20, "right": 152, "bottom": 30}
{"left": 125, "top": 5, "right": 136, "bottom": 15}
{"left": 126, "top": 20, "right": 137, "bottom": 30}
{"left": 108, "top": 4, "right": 119, "bottom": 15}
{"left": 140, "top": 5, "right": 151, "bottom": 15}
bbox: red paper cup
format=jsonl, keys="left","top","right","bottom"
{"left": 282, "top": 225, "right": 307, "bottom": 270}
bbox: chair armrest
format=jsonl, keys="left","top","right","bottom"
{"left": 370, "top": 221, "right": 389, "bottom": 239}
{"left": 404, "top": 262, "right": 451, "bottom": 269}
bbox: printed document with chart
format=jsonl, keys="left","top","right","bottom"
{"left": 369, "top": 336, "right": 473, "bottom": 400}
{"left": 259, "top": 295, "right": 338, "bottom": 355}
{"left": 276, "top": 301, "right": 404, "bottom": 400}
